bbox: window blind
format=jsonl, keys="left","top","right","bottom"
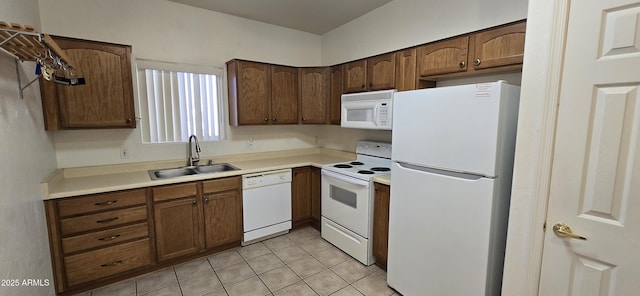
{"left": 136, "top": 59, "right": 225, "bottom": 143}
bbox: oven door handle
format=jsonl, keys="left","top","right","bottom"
{"left": 322, "top": 169, "right": 370, "bottom": 187}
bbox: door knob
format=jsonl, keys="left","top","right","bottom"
{"left": 552, "top": 223, "right": 587, "bottom": 240}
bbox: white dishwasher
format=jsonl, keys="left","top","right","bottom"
{"left": 242, "top": 169, "right": 292, "bottom": 244}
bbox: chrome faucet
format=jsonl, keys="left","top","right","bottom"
{"left": 188, "top": 135, "right": 201, "bottom": 166}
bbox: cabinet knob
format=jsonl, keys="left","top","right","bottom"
{"left": 302, "top": 117, "right": 306, "bottom": 121}
{"left": 264, "top": 117, "right": 269, "bottom": 122}
{"left": 126, "top": 118, "right": 132, "bottom": 124}
{"left": 474, "top": 58, "right": 481, "bottom": 66}
{"left": 192, "top": 199, "right": 197, "bottom": 205}
{"left": 204, "top": 197, "right": 209, "bottom": 203}
{"left": 459, "top": 61, "right": 466, "bottom": 68}
{"left": 361, "top": 84, "right": 365, "bottom": 89}
{"left": 273, "top": 118, "right": 277, "bottom": 122}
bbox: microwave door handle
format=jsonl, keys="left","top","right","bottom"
{"left": 372, "top": 104, "right": 379, "bottom": 126}
{"left": 321, "top": 170, "right": 370, "bottom": 187}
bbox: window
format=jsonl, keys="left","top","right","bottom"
{"left": 136, "top": 59, "right": 225, "bottom": 143}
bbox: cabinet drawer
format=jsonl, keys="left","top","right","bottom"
{"left": 60, "top": 206, "right": 148, "bottom": 236}
{"left": 152, "top": 182, "right": 198, "bottom": 202}
{"left": 202, "top": 177, "right": 241, "bottom": 194}
{"left": 64, "top": 238, "right": 151, "bottom": 287}
{"left": 62, "top": 223, "right": 149, "bottom": 254}
{"left": 57, "top": 189, "right": 147, "bottom": 217}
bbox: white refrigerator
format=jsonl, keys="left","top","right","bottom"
{"left": 387, "top": 81, "right": 520, "bottom": 296}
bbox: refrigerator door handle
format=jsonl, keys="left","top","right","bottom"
{"left": 396, "top": 162, "right": 485, "bottom": 180}
{"left": 321, "top": 169, "right": 371, "bottom": 187}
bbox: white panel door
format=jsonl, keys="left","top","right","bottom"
{"left": 539, "top": 0, "right": 640, "bottom": 295}
{"left": 391, "top": 82, "right": 520, "bottom": 177}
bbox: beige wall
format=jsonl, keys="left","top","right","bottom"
{"left": 321, "top": 0, "right": 529, "bottom": 65}
{"left": 0, "top": 1, "right": 57, "bottom": 295}
{"left": 38, "top": 0, "right": 329, "bottom": 168}
{"left": 37, "top": 0, "right": 528, "bottom": 168}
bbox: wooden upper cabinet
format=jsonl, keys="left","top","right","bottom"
{"left": 417, "top": 36, "right": 469, "bottom": 77}
{"left": 271, "top": 65, "right": 298, "bottom": 124}
{"left": 395, "top": 48, "right": 417, "bottom": 91}
{"left": 227, "top": 59, "right": 271, "bottom": 125}
{"left": 40, "top": 36, "right": 135, "bottom": 130}
{"left": 367, "top": 53, "right": 396, "bottom": 91}
{"left": 344, "top": 53, "right": 397, "bottom": 93}
{"left": 343, "top": 59, "right": 367, "bottom": 93}
{"left": 329, "top": 65, "right": 343, "bottom": 125}
{"left": 299, "top": 67, "right": 329, "bottom": 124}
{"left": 470, "top": 21, "right": 526, "bottom": 70}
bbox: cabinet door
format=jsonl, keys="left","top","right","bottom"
{"left": 43, "top": 36, "right": 135, "bottom": 130}
{"left": 329, "top": 65, "right": 343, "bottom": 125}
{"left": 203, "top": 190, "right": 242, "bottom": 248}
{"left": 372, "top": 183, "right": 390, "bottom": 270}
{"left": 471, "top": 21, "right": 526, "bottom": 70}
{"left": 367, "top": 53, "right": 396, "bottom": 91}
{"left": 228, "top": 60, "right": 271, "bottom": 125}
{"left": 291, "top": 167, "right": 312, "bottom": 228}
{"left": 299, "top": 67, "right": 329, "bottom": 124}
{"left": 271, "top": 65, "right": 298, "bottom": 124}
{"left": 417, "top": 36, "right": 469, "bottom": 77}
{"left": 153, "top": 197, "right": 201, "bottom": 261}
{"left": 395, "top": 48, "right": 417, "bottom": 91}
{"left": 343, "top": 59, "right": 367, "bottom": 93}
{"left": 310, "top": 167, "right": 322, "bottom": 230}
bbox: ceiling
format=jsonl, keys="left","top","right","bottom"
{"left": 168, "top": 0, "right": 393, "bottom": 35}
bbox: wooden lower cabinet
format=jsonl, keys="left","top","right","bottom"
{"left": 372, "top": 183, "right": 390, "bottom": 270}
{"left": 202, "top": 177, "right": 243, "bottom": 248}
{"left": 44, "top": 188, "right": 152, "bottom": 295}
{"left": 153, "top": 194, "right": 201, "bottom": 261}
{"left": 292, "top": 167, "right": 312, "bottom": 228}
{"left": 45, "top": 176, "right": 243, "bottom": 295}
{"left": 310, "top": 167, "right": 321, "bottom": 230}
{"left": 291, "top": 166, "right": 322, "bottom": 230}
{"left": 152, "top": 178, "right": 243, "bottom": 261}
{"left": 64, "top": 239, "right": 151, "bottom": 287}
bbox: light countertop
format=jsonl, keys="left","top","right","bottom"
{"left": 42, "top": 148, "right": 356, "bottom": 200}
{"left": 373, "top": 175, "right": 391, "bottom": 186}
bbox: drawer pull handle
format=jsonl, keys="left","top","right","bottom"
{"left": 96, "top": 217, "right": 119, "bottom": 223}
{"left": 98, "top": 234, "right": 121, "bottom": 241}
{"left": 101, "top": 260, "right": 123, "bottom": 267}
{"left": 95, "top": 200, "right": 117, "bottom": 206}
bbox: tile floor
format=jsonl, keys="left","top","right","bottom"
{"left": 74, "top": 227, "right": 399, "bottom": 296}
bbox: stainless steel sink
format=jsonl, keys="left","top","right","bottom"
{"left": 148, "top": 163, "right": 240, "bottom": 180}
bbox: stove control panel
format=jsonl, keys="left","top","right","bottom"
{"left": 356, "top": 140, "right": 392, "bottom": 159}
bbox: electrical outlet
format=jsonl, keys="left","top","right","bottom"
{"left": 120, "top": 147, "right": 129, "bottom": 159}
{"left": 246, "top": 137, "right": 254, "bottom": 150}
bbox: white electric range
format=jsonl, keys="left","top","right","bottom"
{"left": 321, "top": 140, "right": 391, "bottom": 266}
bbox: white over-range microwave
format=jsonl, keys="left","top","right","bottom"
{"left": 340, "top": 89, "right": 395, "bottom": 130}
